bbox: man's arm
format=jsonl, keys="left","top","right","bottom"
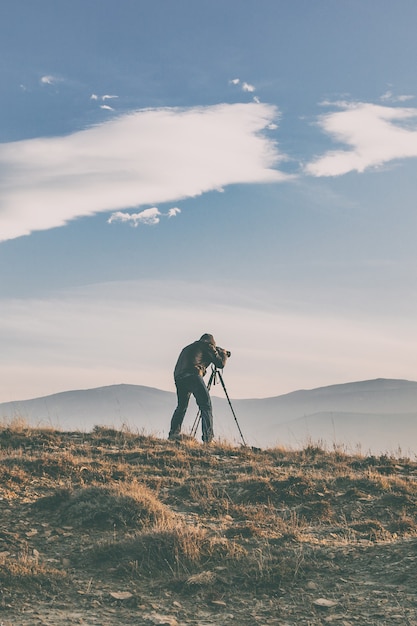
{"left": 210, "top": 345, "right": 230, "bottom": 369}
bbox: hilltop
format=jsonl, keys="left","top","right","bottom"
{"left": 1, "top": 378, "right": 417, "bottom": 454}
{"left": 0, "top": 423, "right": 417, "bottom": 625}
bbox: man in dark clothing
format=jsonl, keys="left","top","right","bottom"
{"left": 168, "top": 333, "right": 229, "bottom": 443}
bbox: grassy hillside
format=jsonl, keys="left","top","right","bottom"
{"left": 0, "top": 422, "right": 416, "bottom": 625}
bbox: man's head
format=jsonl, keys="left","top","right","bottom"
{"left": 199, "top": 333, "right": 216, "bottom": 346}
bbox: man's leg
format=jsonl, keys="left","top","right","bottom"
{"left": 191, "top": 375, "right": 214, "bottom": 443}
{"left": 169, "top": 379, "right": 191, "bottom": 439}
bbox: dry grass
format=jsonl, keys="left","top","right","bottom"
{"left": 92, "top": 523, "right": 245, "bottom": 581}
{"left": 34, "top": 480, "right": 174, "bottom": 529}
{"left": 2, "top": 422, "right": 417, "bottom": 601}
{"left": 0, "top": 546, "right": 66, "bottom": 592}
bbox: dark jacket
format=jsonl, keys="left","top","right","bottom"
{"left": 174, "top": 338, "right": 228, "bottom": 381}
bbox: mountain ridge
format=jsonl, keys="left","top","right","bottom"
{"left": 1, "top": 378, "right": 416, "bottom": 454}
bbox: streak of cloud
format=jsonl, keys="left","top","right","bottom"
{"left": 1, "top": 279, "right": 415, "bottom": 402}
{"left": 0, "top": 103, "right": 285, "bottom": 241}
{"left": 91, "top": 94, "right": 119, "bottom": 102}
{"left": 380, "top": 91, "right": 414, "bottom": 103}
{"left": 306, "top": 101, "right": 417, "bottom": 176}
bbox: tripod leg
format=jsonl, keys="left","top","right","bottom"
{"left": 217, "top": 371, "right": 247, "bottom": 447}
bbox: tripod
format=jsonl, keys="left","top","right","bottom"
{"left": 190, "top": 366, "right": 247, "bottom": 446}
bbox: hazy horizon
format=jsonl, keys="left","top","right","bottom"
{"left": 2, "top": 377, "right": 417, "bottom": 454}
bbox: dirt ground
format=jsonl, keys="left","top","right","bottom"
{"left": 1, "top": 428, "right": 417, "bottom": 625}
{"left": 2, "top": 527, "right": 417, "bottom": 625}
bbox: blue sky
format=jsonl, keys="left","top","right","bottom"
{"left": 1, "top": 0, "right": 417, "bottom": 402}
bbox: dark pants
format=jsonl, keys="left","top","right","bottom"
{"left": 169, "top": 374, "right": 214, "bottom": 442}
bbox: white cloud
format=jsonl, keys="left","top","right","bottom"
{"left": 40, "top": 75, "right": 59, "bottom": 85}
{"left": 108, "top": 207, "right": 161, "bottom": 226}
{"left": 306, "top": 101, "right": 417, "bottom": 176}
{"left": 100, "top": 105, "right": 115, "bottom": 111}
{"left": 0, "top": 103, "right": 285, "bottom": 241}
{"left": 230, "top": 78, "right": 256, "bottom": 93}
{"left": 108, "top": 206, "right": 181, "bottom": 227}
{"left": 91, "top": 93, "right": 118, "bottom": 102}
{"left": 242, "top": 82, "right": 255, "bottom": 93}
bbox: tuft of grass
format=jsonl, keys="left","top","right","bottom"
{"left": 91, "top": 522, "right": 246, "bottom": 581}
{"left": 35, "top": 481, "right": 174, "bottom": 529}
{"left": 88, "top": 519, "right": 309, "bottom": 591}
{"left": 0, "top": 422, "right": 61, "bottom": 450}
{"left": 0, "top": 548, "right": 66, "bottom": 593}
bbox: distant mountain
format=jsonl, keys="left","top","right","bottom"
{"left": 1, "top": 379, "right": 417, "bottom": 454}
{"left": 0, "top": 384, "right": 175, "bottom": 435}
{"left": 232, "top": 379, "right": 417, "bottom": 453}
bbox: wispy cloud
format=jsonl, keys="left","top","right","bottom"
{"left": 306, "top": 101, "right": 417, "bottom": 176}
{"left": 242, "top": 82, "right": 255, "bottom": 93}
{"left": 380, "top": 90, "right": 414, "bottom": 103}
{"left": 91, "top": 93, "right": 119, "bottom": 102}
{"left": 1, "top": 279, "right": 415, "bottom": 402}
{"left": 40, "top": 75, "right": 60, "bottom": 85}
{"left": 229, "top": 78, "right": 256, "bottom": 93}
{"left": 0, "top": 103, "right": 285, "bottom": 241}
{"left": 108, "top": 206, "right": 181, "bottom": 226}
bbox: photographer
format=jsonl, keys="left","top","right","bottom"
{"left": 168, "top": 333, "right": 230, "bottom": 444}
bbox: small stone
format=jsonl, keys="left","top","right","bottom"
{"left": 306, "top": 581, "right": 318, "bottom": 590}
{"left": 109, "top": 591, "right": 134, "bottom": 601}
{"left": 144, "top": 613, "right": 178, "bottom": 626}
{"left": 313, "top": 598, "right": 338, "bottom": 609}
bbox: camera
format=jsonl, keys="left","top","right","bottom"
{"left": 218, "top": 347, "right": 231, "bottom": 358}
